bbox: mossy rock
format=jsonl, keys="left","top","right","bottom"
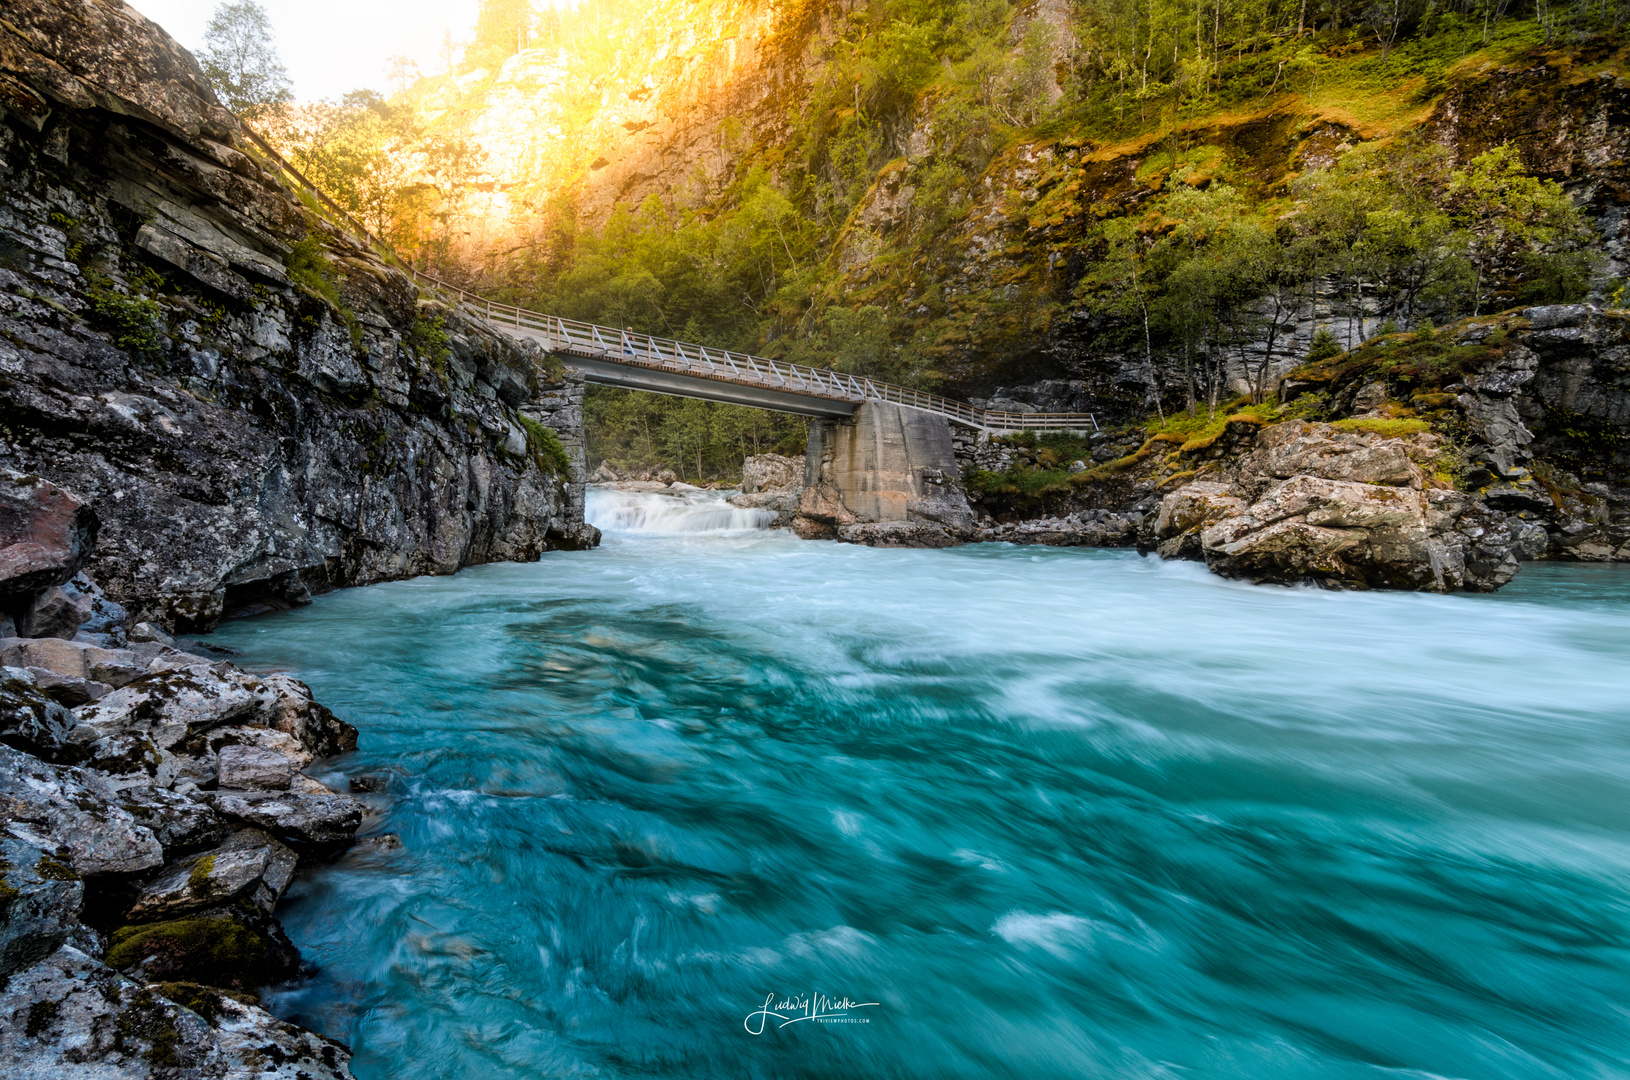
{"left": 106, "top": 916, "right": 297, "bottom": 989}
{"left": 147, "top": 980, "right": 260, "bottom": 1027}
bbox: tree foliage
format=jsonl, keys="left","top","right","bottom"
{"left": 198, "top": 0, "right": 293, "bottom": 115}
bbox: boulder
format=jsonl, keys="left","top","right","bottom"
{"left": 979, "top": 512, "right": 1141, "bottom": 548}
{"left": 206, "top": 790, "right": 365, "bottom": 845}
{"left": 126, "top": 829, "right": 296, "bottom": 921}
{"left": 259, "top": 673, "right": 358, "bottom": 758}
{"left": 118, "top": 786, "right": 227, "bottom": 854}
{"left": 0, "top": 638, "right": 148, "bottom": 690}
{"left": 740, "top": 453, "right": 803, "bottom": 493}
{"left": 104, "top": 912, "right": 301, "bottom": 989}
{"left": 215, "top": 745, "right": 293, "bottom": 791}
{"left": 0, "top": 835, "right": 84, "bottom": 976}
{"left": 0, "top": 745, "right": 163, "bottom": 876}
{"left": 73, "top": 666, "right": 272, "bottom": 751}
{"left": 0, "top": 668, "right": 78, "bottom": 762}
{"left": 0, "top": 471, "right": 97, "bottom": 608}
{"left": 0, "top": 945, "right": 351, "bottom": 1077}
{"left": 82, "top": 734, "right": 179, "bottom": 793}
{"left": 1153, "top": 421, "right": 1522, "bottom": 592}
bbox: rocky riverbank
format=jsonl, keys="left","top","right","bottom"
{"left": 1, "top": 470, "right": 363, "bottom": 1077}
{"left": 952, "top": 304, "right": 1630, "bottom": 591}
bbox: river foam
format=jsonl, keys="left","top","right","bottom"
{"left": 586, "top": 485, "right": 776, "bottom": 535}
{"left": 212, "top": 530, "right": 1630, "bottom": 1080}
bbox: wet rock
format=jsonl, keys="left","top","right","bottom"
{"left": 837, "top": 521, "right": 962, "bottom": 548}
{"left": 215, "top": 745, "right": 293, "bottom": 791}
{"left": 978, "top": 511, "right": 1140, "bottom": 547}
{"left": 0, "top": 471, "right": 97, "bottom": 610}
{"left": 0, "top": 745, "right": 163, "bottom": 876}
{"left": 0, "top": 945, "right": 351, "bottom": 1077}
{"left": 126, "top": 838, "right": 282, "bottom": 921}
{"left": 0, "top": 835, "right": 83, "bottom": 976}
{"left": 206, "top": 789, "right": 365, "bottom": 845}
{"left": 259, "top": 674, "right": 358, "bottom": 758}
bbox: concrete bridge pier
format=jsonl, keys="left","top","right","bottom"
{"left": 793, "top": 402, "right": 976, "bottom": 547}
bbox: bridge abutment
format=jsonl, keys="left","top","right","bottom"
{"left": 793, "top": 403, "right": 976, "bottom": 547}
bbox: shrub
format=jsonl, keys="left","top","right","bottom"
{"left": 1305, "top": 327, "right": 1345, "bottom": 363}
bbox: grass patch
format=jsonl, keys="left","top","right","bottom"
{"left": 1330, "top": 417, "right": 1433, "bottom": 437}
{"left": 285, "top": 236, "right": 362, "bottom": 349}
{"left": 517, "top": 414, "right": 572, "bottom": 476}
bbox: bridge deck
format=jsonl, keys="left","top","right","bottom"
{"left": 450, "top": 292, "right": 1100, "bottom": 436}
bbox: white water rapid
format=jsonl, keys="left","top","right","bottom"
{"left": 586, "top": 485, "right": 777, "bottom": 535}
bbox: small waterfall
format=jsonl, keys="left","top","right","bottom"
{"left": 586, "top": 486, "right": 777, "bottom": 535}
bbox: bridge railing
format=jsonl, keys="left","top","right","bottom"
{"left": 240, "top": 124, "right": 1098, "bottom": 436}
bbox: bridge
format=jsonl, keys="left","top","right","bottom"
{"left": 239, "top": 128, "right": 1097, "bottom": 437}
{"left": 410, "top": 277, "right": 1099, "bottom": 435}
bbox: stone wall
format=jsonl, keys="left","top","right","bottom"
{"left": 0, "top": 0, "right": 594, "bottom": 632}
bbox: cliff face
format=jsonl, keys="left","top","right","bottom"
{"left": 0, "top": 0, "right": 594, "bottom": 633}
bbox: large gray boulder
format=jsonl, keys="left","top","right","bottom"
{"left": 740, "top": 453, "right": 803, "bottom": 493}
{"left": 0, "top": 946, "right": 353, "bottom": 1079}
{"left": 0, "top": 835, "right": 84, "bottom": 976}
{"left": 0, "top": 745, "right": 163, "bottom": 876}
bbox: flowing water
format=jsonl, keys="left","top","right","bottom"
{"left": 210, "top": 488, "right": 1630, "bottom": 1080}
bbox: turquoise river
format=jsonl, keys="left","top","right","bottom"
{"left": 208, "top": 488, "right": 1630, "bottom": 1080}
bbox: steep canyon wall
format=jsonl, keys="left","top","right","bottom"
{"left": 0, "top": 0, "right": 594, "bottom": 633}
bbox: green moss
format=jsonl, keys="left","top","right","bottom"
{"left": 1330, "top": 417, "right": 1432, "bottom": 437}
{"left": 115, "top": 988, "right": 182, "bottom": 1068}
{"left": 107, "top": 918, "right": 267, "bottom": 980}
{"left": 517, "top": 414, "right": 572, "bottom": 475}
{"left": 186, "top": 855, "right": 216, "bottom": 891}
{"left": 149, "top": 981, "right": 258, "bottom": 1027}
{"left": 34, "top": 855, "right": 78, "bottom": 881}
{"left": 285, "top": 236, "right": 363, "bottom": 349}
{"left": 83, "top": 270, "right": 165, "bottom": 357}
{"left": 407, "top": 315, "right": 451, "bottom": 379}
